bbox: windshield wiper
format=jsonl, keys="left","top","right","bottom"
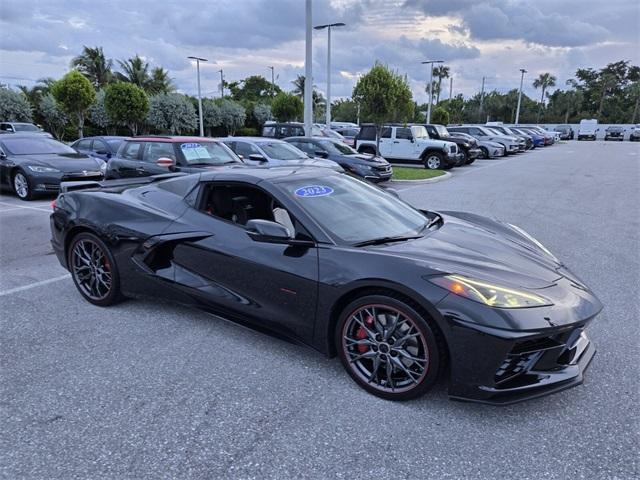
{"left": 352, "top": 235, "right": 423, "bottom": 247}
{"left": 424, "top": 214, "right": 442, "bottom": 230}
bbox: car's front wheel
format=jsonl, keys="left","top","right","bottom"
{"left": 336, "top": 295, "right": 442, "bottom": 401}
{"left": 13, "top": 170, "right": 33, "bottom": 200}
{"left": 423, "top": 152, "right": 443, "bottom": 170}
{"left": 479, "top": 147, "right": 489, "bottom": 159}
{"left": 68, "top": 232, "right": 123, "bottom": 306}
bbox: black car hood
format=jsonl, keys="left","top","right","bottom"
{"left": 340, "top": 153, "right": 389, "bottom": 165}
{"left": 16, "top": 153, "right": 101, "bottom": 172}
{"left": 375, "top": 211, "right": 563, "bottom": 289}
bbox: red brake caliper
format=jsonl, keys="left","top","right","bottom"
{"left": 356, "top": 315, "right": 375, "bottom": 353}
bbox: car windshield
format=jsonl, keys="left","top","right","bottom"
{"left": 179, "top": 142, "right": 239, "bottom": 165}
{"left": 485, "top": 128, "right": 502, "bottom": 135}
{"left": 434, "top": 125, "right": 449, "bottom": 137}
{"left": 321, "top": 129, "right": 344, "bottom": 140}
{"left": 0, "top": 137, "right": 76, "bottom": 155}
{"left": 281, "top": 175, "right": 428, "bottom": 244}
{"left": 412, "top": 126, "right": 428, "bottom": 139}
{"left": 319, "top": 140, "right": 357, "bottom": 155}
{"left": 107, "top": 139, "right": 124, "bottom": 150}
{"left": 13, "top": 124, "right": 40, "bottom": 132}
{"left": 261, "top": 142, "right": 307, "bottom": 160}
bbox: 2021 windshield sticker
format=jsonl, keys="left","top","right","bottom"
{"left": 294, "top": 185, "right": 334, "bottom": 198}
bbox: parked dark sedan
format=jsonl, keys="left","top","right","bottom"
{"left": 71, "top": 136, "right": 127, "bottom": 161}
{"left": 105, "top": 136, "right": 242, "bottom": 179}
{"left": 0, "top": 134, "right": 105, "bottom": 200}
{"left": 51, "top": 167, "right": 601, "bottom": 404}
{"left": 604, "top": 126, "right": 624, "bottom": 141}
{"left": 284, "top": 136, "right": 392, "bottom": 182}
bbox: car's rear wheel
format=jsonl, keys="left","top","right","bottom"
{"left": 423, "top": 152, "right": 443, "bottom": 170}
{"left": 336, "top": 295, "right": 441, "bottom": 401}
{"left": 13, "top": 170, "right": 33, "bottom": 200}
{"left": 68, "top": 232, "right": 123, "bottom": 306}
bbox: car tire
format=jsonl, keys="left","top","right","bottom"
{"left": 423, "top": 152, "right": 443, "bottom": 170}
{"left": 68, "top": 232, "right": 124, "bottom": 307}
{"left": 479, "top": 147, "right": 489, "bottom": 159}
{"left": 12, "top": 169, "right": 34, "bottom": 201}
{"left": 335, "top": 294, "right": 442, "bottom": 401}
{"left": 466, "top": 157, "right": 476, "bottom": 165}
{"left": 457, "top": 150, "right": 468, "bottom": 166}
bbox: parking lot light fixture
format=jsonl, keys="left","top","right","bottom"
{"left": 314, "top": 22, "right": 346, "bottom": 127}
{"left": 304, "top": 0, "right": 313, "bottom": 137}
{"left": 267, "top": 66, "right": 275, "bottom": 97}
{"left": 422, "top": 60, "right": 444, "bottom": 123}
{"left": 187, "top": 56, "right": 208, "bottom": 137}
{"left": 515, "top": 68, "right": 527, "bottom": 125}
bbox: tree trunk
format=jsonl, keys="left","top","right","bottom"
{"left": 536, "top": 86, "right": 545, "bottom": 123}
{"left": 376, "top": 124, "right": 382, "bottom": 156}
{"left": 564, "top": 107, "right": 570, "bottom": 124}
{"left": 436, "top": 77, "right": 442, "bottom": 104}
{"left": 597, "top": 81, "right": 607, "bottom": 117}
{"left": 77, "top": 112, "right": 84, "bottom": 138}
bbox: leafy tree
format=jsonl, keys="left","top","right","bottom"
{"left": 228, "top": 75, "right": 280, "bottom": 102}
{"left": 116, "top": 55, "right": 150, "bottom": 89}
{"left": 0, "top": 87, "right": 33, "bottom": 121}
{"left": 431, "top": 106, "right": 450, "bottom": 125}
{"left": 271, "top": 92, "right": 303, "bottom": 122}
{"left": 148, "top": 67, "right": 174, "bottom": 94}
{"left": 89, "top": 90, "right": 116, "bottom": 133}
{"left": 71, "top": 46, "right": 113, "bottom": 88}
{"left": 217, "top": 99, "right": 246, "bottom": 135}
{"left": 352, "top": 62, "right": 414, "bottom": 153}
{"left": 39, "top": 94, "right": 67, "bottom": 139}
{"left": 147, "top": 93, "right": 197, "bottom": 134}
{"left": 51, "top": 70, "right": 96, "bottom": 138}
{"left": 532, "top": 73, "right": 557, "bottom": 122}
{"left": 439, "top": 94, "right": 465, "bottom": 124}
{"left": 253, "top": 103, "right": 272, "bottom": 126}
{"left": 104, "top": 82, "right": 149, "bottom": 134}
{"left": 331, "top": 98, "right": 359, "bottom": 123}
{"left": 202, "top": 98, "right": 221, "bottom": 135}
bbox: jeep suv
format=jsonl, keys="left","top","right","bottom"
{"left": 354, "top": 124, "right": 461, "bottom": 170}
{"left": 105, "top": 136, "right": 242, "bottom": 179}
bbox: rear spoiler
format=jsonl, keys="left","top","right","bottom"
{"left": 60, "top": 172, "right": 188, "bottom": 193}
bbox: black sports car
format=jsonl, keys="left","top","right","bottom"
{"left": 0, "top": 134, "right": 106, "bottom": 200}
{"left": 50, "top": 167, "right": 602, "bottom": 404}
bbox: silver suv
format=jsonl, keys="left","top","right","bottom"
{"left": 448, "top": 126, "right": 520, "bottom": 154}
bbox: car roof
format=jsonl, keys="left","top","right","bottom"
{"left": 218, "top": 136, "right": 285, "bottom": 144}
{"left": 282, "top": 136, "right": 334, "bottom": 141}
{"left": 199, "top": 165, "right": 342, "bottom": 184}
{"left": 127, "top": 136, "right": 222, "bottom": 143}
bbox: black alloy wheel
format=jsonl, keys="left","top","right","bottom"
{"left": 336, "top": 295, "right": 441, "bottom": 400}
{"left": 68, "top": 232, "right": 122, "bottom": 306}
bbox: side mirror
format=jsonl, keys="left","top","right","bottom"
{"left": 237, "top": 154, "right": 244, "bottom": 160}
{"left": 248, "top": 154, "right": 267, "bottom": 163}
{"left": 246, "top": 219, "right": 292, "bottom": 242}
{"left": 156, "top": 157, "right": 175, "bottom": 167}
{"left": 315, "top": 150, "right": 329, "bottom": 158}
{"left": 410, "top": 138, "right": 415, "bottom": 143}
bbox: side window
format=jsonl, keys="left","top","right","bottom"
{"left": 142, "top": 142, "right": 176, "bottom": 163}
{"left": 276, "top": 126, "right": 288, "bottom": 137}
{"left": 291, "top": 126, "right": 305, "bottom": 137}
{"left": 121, "top": 142, "right": 143, "bottom": 160}
{"left": 469, "top": 127, "right": 482, "bottom": 136}
{"left": 76, "top": 139, "right": 92, "bottom": 150}
{"left": 0, "top": 124, "right": 11, "bottom": 131}
{"left": 292, "top": 141, "right": 315, "bottom": 155}
{"left": 262, "top": 126, "right": 276, "bottom": 137}
{"left": 234, "top": 141, "right": 260, "bottom": 158}
{"left": 395, "top": 128, "right": 413, "bottom": 140}
{"left": 93, "top": 140, "right": 108, "bottom": 152}
{"left": 381, "top": 127, "right": 392, "bottom": 139}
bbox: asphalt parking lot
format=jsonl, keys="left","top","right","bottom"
{"left": 1, "top": 141, "right": 638, "bottom": 479}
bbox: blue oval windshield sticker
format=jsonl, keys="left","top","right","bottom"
{"left": 294, "top": 185, "right": 334, "bottom": 198}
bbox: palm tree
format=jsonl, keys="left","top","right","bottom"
{"left": 16, "top": 77, "right": 57, "bottom": 109}
{"left": 533, "top": 73, "right": 556, "bottom": 122}
{"left": 70, "top": 46, "right": 113, "bottom": 88}
{"left": 433, "top": 65, "right": 450, "bottom": 104}
{"left": 148, "top": 67, "right": 174, "bottom": 94}
{"left": 116, "top": 55, "right": 150, "bottom": 89}
{"left": 291, "top": 74, "right": 306, "bottom": 98}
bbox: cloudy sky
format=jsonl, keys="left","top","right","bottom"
{"left": 1, "top": 0, "right": 638, "bottom": 103}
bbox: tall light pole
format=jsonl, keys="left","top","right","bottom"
{"left": 479, "top": 76, "right": 486, "bottom": 122}
{"left": 267, "top": 66, "right": 275, "bottom": 97}
{"left": 314, "top": 22, "right": 345, "bottom": 127}
{"left": 515, "top": 68, "right": 527, "bottom": 125}
{"left": 187, "top": 56, "right": 207, "bottom": 137}
{"left": 304, "top": 0, "right": 313, "bottom": 136}
{"left": 449, "top": 76, "right": 453, "bottom": 103}
{"left": 422, "top": 60, "right": 443, "bottom": 123}
{"left": 218, "top": 69, "right": 224, "bottom": 98}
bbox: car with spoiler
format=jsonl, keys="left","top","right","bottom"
{"left": 50, "top": 167, "right": 602, "bottom": 405}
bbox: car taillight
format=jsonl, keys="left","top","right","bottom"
{"left": 51, "top": 199, "right": 57, "bottom": 210}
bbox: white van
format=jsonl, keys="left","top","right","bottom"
{"left": 578, "top": 119, "right": 598, "bottom": 141}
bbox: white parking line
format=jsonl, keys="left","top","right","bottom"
{"left": 0, "top": 201, "right": 51, "bottom": 213}
{"left": 0, "top": 274, "right": 71, "bottom": 297}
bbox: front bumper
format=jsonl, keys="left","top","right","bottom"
{"left": 467, "top": 148, "right": 482, "bottom": 160}
{"left": 505, "top": 144, "right": 519, "bottom": 154}
{"left": 31, "top": 171, "right": 103, "bottom": 193}
{"left": 445, "top": 152, "right": 464, "bottom": 166}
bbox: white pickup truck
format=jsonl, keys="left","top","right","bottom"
{"left": 354, "top": 124, "right": 462, "bottom": 170}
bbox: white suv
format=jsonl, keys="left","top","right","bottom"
{"left": 355, "top": 125, "right": 462, "bottom": 170}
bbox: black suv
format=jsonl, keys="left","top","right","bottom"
{"left": 604, "top": 126, "right": 624, "bottom": 141}
{"left": 262, "top": 123, "right": 307, "bottom": 139}
{"left": 105, "top": 136, "right": 242, "bottom": 179}
{"left": 422, "top": 124, "right": 481, "bottom": 165}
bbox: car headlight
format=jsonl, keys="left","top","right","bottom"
{"left": 26, "top": 165, "right": 60, "bottom": 173}
{"left": 99, "top": 161, "right": 107, "bottom": 174}
{"left": 428, "top": 274, "right": 552, "bottom": 308}
{"left": 508, "top": 223, "right": 558, "bottom": 262}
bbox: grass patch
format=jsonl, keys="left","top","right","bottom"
{"left": 392, "top": 167, "right": 446, "bottom": 180}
